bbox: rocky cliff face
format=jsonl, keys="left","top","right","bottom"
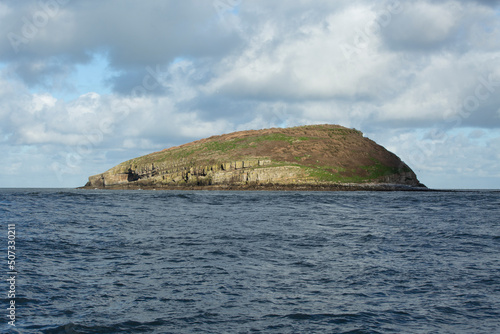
{"left": 84, "top": 124, "right": 426, "bottom": 190}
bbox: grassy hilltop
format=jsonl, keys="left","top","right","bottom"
{"left": 84, "top": 124, "right": 426, "bottom": 190}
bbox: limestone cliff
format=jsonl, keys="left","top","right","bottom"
{"left": 83, "top": 124, "right": 426, "bottom": 190}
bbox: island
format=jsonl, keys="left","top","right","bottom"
{"left": 82, "top": 124, "right": 427, "bottom": 191}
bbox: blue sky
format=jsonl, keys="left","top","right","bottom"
{"left": 0, "top": 0, "right": 499, "bottom": 189}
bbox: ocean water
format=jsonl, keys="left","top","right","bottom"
{"left": 1, "top": 188, "right": 499, "bottom": 334}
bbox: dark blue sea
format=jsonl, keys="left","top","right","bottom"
{"left": 1, "top": 189, "right": 499, "bottom": 333}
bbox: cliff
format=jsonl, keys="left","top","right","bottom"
{"left": 83, "top": 124, "right": 426, "bottom": 191}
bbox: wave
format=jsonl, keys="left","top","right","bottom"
{"left": 38, "top": 319, "right": 171, "bottom": 334}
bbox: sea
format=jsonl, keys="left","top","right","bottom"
{"left": 0, "top": 188, "right": 499, "bottom": 334}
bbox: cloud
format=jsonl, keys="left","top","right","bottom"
{"left": 367, "top": 127, "right": 500, "bottom": 188}
{"left": 0, "top": 0, "right": 499, "bottom": 188}
{"left": 0, "top": 0, "right": 244, "bottom": 92}
{"left": 381, "top": 2, "right": 462, "bottom": 51}
{"left": 382, "top": 1, "right": 500, "bottom": 52}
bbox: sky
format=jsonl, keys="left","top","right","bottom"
{"left": 0, "top": 0, "right": 499, "bottom": 189}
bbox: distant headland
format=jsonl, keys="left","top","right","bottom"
{"left": 82, "top": 124, "right": 427, "bottom": 191}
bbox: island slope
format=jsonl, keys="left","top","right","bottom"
{"left": 83, "top": 124, "right": 426, "bottom": 190}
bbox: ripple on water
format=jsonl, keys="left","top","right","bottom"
{"left": 1, "top": 189, "right": 499, "bottom": 333}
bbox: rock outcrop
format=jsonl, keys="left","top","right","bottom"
{"left": 83, "top": 124, "right": 426, "bottom": 190}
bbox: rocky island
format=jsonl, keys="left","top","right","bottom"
{"left": 83, "top": 124, "right": 426, "bottom": 191}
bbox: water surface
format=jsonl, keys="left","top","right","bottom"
{"left": 1, "top": 189, "right": 499, "bottom": 333}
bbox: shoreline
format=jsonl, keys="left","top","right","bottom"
{"left": 79, "top": 182, "right": 432, "bottom": 192}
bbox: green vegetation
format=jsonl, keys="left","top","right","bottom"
{"left": 362, "top": 158, "right": 411, "bottom": 179}
{"left": 176, "top": 133, "right": 312, "bottom": 157}
{"left": 304, "top": 160, "right": 408, "bottom": 183}
{"left": 249, "top": 133, "right": 310, "bottom": 144}
{"left": 202, "top": 138, "right": 245, "bottom": 153}
{"left": 362, "top": 162, "right": 397, "bottom": 179}
{"left": 305, "top": 165, "right": 366, "bottom": 183}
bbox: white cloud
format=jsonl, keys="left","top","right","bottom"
{"left": 31, "top": 93, "right": 57, "bottom": 113}
{"left": 0, "top": 0, "right": 499, "bottom": 188}
{"left": 205, "top": 5, "right": 397, "bottom": 101}
{"left": 386, "top": 2, "right": 460, "bottom": 46}
{"left": 368, "top": 127, "right": 500, "bottom": 188}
